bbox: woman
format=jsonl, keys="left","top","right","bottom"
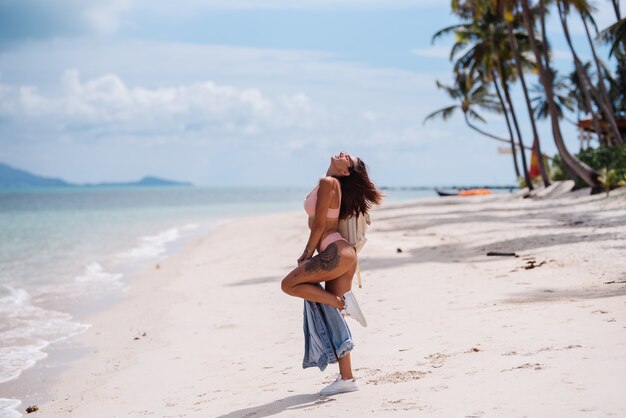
{"left": 281, "top": 151, "right": 383, "bottom": 396}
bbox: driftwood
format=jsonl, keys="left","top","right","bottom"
{"left": 487, "top": 251, "right": 519, "bottom": 257}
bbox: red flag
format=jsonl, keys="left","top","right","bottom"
{"left": 529, "top": 137, "right": 541, "bottom": 178}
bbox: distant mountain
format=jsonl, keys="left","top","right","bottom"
{"left": 85, "top": 176, "right": 192, "bottom": 187}
{"left": 0, "top": 163, "right": 73, "bottom": 188}
{"left": 0, "top": 163, "right": 192, "bottom": 188}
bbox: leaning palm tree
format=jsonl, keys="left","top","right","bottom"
{"left": 519, "top": 0, "right": 601, "bottom": 187}
{"left": 502, "top": 2, "right": 551, "bottom": 185}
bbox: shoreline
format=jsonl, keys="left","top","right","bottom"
{"left": 7, "top": 191, "right": 626, "bottom": 416}
{"left": 0, "top": 217, "right": 234, "bottom": 417}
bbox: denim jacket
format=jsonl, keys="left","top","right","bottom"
{"left": 302, "top": 298, "right": 354, "bottom": 371}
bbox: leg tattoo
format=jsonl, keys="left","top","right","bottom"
{"left": 304, "top": 243, "right": 340, "bottom": 273}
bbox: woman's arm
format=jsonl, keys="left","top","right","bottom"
{"left": 298, "top": 177, "right": 336, "bottom": 264}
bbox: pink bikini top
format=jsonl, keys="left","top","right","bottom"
{"left": 304, "top": 181, "right": 341, "bottom": 219}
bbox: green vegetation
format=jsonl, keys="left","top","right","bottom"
{"left": 552, "top": 144, "right": 626, "bottom": 190}
{"left": 427, "top": 0, "right": 626, "bottom": 194}
{"left": 598, "top": 168, "right": 620, "bottom": 196}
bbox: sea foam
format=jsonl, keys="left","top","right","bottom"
{"left": 117, "top": 224, "right": 198, "bottom": 259}
{"left": 0, "top": 285, "right": 90, "bottom": 385}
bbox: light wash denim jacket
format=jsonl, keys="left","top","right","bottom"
{"left": 302, "top": 297, "right": 354, "bottom": 371}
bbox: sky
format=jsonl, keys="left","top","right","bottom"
{"left": 0, "top": 0, "right": 624, "bottom": 187}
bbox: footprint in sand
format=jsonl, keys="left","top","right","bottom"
{"left": 382, "top": 399, "right": 426, "bottom": 411}
{"left": 425, "top": 352, "right": 449, "bottom": 368}
{"left": 367, "top": 370, "right": 429, "bottom": 385}
{"left": 501, "top": 363, "right": 544, "bottom": 372}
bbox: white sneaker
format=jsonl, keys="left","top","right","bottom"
{"left": 342, "top": 291, "right": 367, "bottom": 327}
{"left": 320, "top": 375, "right": 359, "bottom": 396}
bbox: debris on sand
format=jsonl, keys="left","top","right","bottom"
{"left": 524, "top": 259, "right": 546, "bottom": 270}
{"left": 26, "top": 405, "right": 39, "bottom": 414}
{"left": 487, "top": 251, "right": 518, "bottom": 257}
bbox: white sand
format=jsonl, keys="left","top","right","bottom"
{"left": 28, "top": 190, "right": 626, "bottom": 417}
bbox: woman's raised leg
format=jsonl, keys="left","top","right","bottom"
{"left": 281, "top": 242, "right": 356, "bottom": 308}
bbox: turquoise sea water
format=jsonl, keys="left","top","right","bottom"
{"left": 0, "top": 186, "right": 434, "bottom": 416}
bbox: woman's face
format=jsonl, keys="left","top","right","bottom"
{"left": 331, "top": 152, "right": 357, "bottom": 176}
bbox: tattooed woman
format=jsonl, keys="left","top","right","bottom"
{"left": 281, "top": 151, "right": 383, "bottom": 396}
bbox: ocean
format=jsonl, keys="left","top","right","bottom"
{"left": 0, "top": 186, "right": 434, "bottom": 416}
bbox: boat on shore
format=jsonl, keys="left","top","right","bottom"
{"left": 435, "top": 188, "right": 493, "bottom": 197}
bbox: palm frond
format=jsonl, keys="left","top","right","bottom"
{"left": 598, "top": 18, "right": 626, "bottom": 57}
{"left": 432, "top": 23, "right": 469, "bottom": 44}
{"left": 466, "top": 109, "right": 487, "bottom": 123}
{"left": 423, "top": 105, "right": 459, "bottom": 124}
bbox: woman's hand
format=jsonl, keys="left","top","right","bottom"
{"left": 297, "top": 248, "right": 314, "bottom": 265}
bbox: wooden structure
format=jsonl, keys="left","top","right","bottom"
{"left": 577, "top": 116, "right": 626, "bottom": 148}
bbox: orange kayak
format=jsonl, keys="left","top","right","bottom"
{"left": 458, "top": 189, "right": 492, "bottom": 196}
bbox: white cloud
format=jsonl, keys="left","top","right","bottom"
{"left": 0, "top": 70, "right": 317, "bottom": 138}
{"left": 0, "top": 40, "right": 510, "bottom": 186}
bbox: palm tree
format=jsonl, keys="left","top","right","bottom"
{"left": 599, "top": 17, "right": 626, "bottom": 58}
{"left": 424, "top": 71, "right": 532, "bottom": 184}
{"left": 503, "top": 4, "right": 551, "bottom": 185}
{"left": 531, "top": 69, "right": 575, "bottom": 123}
{"left": 491, "top": 69, "right": 522, "bottom": 178}
{"left": 520, "top": 0, "right": 601, "bottom": 187}
{"left": 456, "top": 1, "right": 550, "bottom": 186}
{"left": 424, "top": 72, "right": 501, "bottom": 138}
{"left": 610, "top": 0, "right": 621, "bottom": 20}
{"left": 561, "top": 0, "right": 623, "bottom": 145}
{"left": 435, "top": 1, "right": 537, "bottom": 186}
{"left": 599, "top": 17, "right": 626, "bottom": 123}
{"left": 496, "top": 59, "right": 534, "bottom": 189}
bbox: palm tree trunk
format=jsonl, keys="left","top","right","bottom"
{"left": 521, "top": 0, "right": 600, "bottom": 188}
{"left": 580, "top": 12, "right": 624, "bottom": 145}
{"left": 610, "top": 2, "right": 626, "bottom": 53}
{"left": 506, "top": 21, "right": 551, "bottom": 187}
{"left": 498, "top": 65, "right": 533, "bottom": 190}
{"left": 557, "top": 1, "right": 606, "bottom": 146}
{"left": 611, "top": 0, "right": 620, "bottom": 19}
{"left": 540, "top": 0, "right": 579, "bottom": 180}
{"left": 491, "top": 70, "right": 521, "bottom": 179}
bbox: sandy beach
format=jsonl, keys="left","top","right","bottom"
{"left": 16, "top": 190, "right": 626, "bottom": 417}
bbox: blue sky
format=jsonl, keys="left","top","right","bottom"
{"left": 0, "top": 0, "right": 623, "bottom": 186}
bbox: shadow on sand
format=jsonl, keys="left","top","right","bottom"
{"left": 216, "top": 393, "right": 329, "bottom": 418}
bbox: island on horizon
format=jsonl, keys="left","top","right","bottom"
{"left": 0, "top": 162, "right": 193, "bottom": 189}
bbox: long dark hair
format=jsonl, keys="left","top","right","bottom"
{"left": 336, "top": 157, "right": 383, "bottom": 219}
